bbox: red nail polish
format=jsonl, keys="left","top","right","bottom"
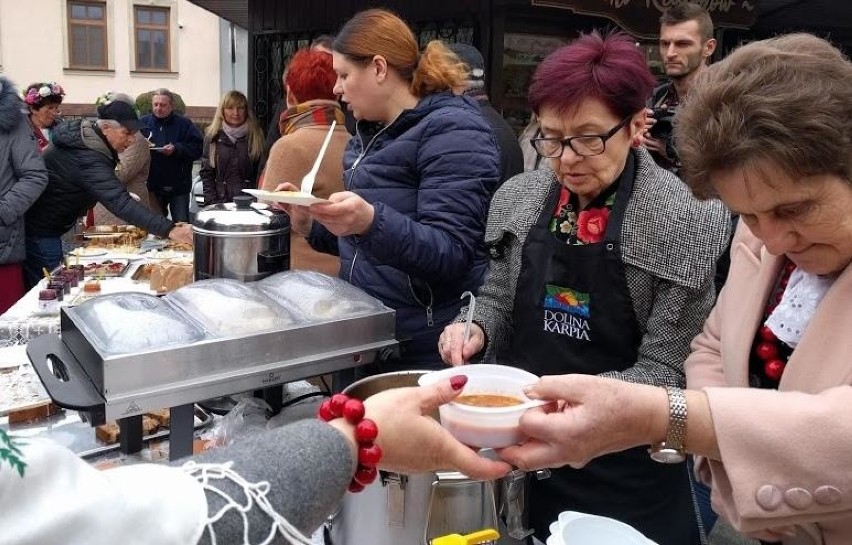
{"left": 450, "top": 375, "right": 468, "bottom": 390}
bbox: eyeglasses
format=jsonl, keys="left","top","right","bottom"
{"left": 530, "top": 115, "right": 632, "bottom": 158}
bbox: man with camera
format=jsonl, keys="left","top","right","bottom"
{"left": 645, "top": 3, "right": 716, "bottom": 173}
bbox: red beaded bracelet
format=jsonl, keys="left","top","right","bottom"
{"left": 318, "top": 393, "right": 382, "bottom": 493}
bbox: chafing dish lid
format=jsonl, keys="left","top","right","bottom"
{"left": 72, "top": 293, "right": 207, "bottom": 355}
{"left": 165, "top": 278, "right": 302, "bottom": 336}
{"left": 193, "top": 195, "right": 289, "bottom": 234}
{"left": 257, "top": 270, "right": 386, "bottom": 322}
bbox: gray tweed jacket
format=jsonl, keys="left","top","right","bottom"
{"left": 465, "top": 148, "right": 731, "bottom": 387}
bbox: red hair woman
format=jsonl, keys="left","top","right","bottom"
{"left": 262, "top": 48, "right": 349, "bottom": 275}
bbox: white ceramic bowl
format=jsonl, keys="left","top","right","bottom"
{"left": 417, "top": 364, "right": 546, "bottom": 448}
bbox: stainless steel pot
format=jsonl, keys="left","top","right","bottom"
{"left": 192, "top": 195, "right": 290, "bottom": 282}
{"left": 328, "top": 371, "right": 501, "bottom": 545}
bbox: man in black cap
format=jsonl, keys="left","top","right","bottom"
{"left": 23, "top": 92, "right": 192, "bottom": 287}
{"left": 448, "top": 43, "right": 524, "bottom": 187}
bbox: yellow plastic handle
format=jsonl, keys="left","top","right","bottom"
{"left": 464, "top": 529, "right": 501, "bottom": 543}
{"left": 431, "top": 528, "right": 500, "bottom": 545}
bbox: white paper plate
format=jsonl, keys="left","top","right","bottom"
{"left": 243, "top": 188, "right": 328, "bottom": 206}
{"left": 0, "top": 345, "right": 29, "bottom": 369}
{"left": 69, "top": 247, "right": 108, "bottom": 257}
{"left": 144, "top": 250, "right": 193, "bottom": 261}
{"left": 82, "top": 233, "right": 125, "bottom": 240}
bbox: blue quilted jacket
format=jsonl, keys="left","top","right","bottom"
{"left": 309, "top": 91, "right": 500, "bottom": 366}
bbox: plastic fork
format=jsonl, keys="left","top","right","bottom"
{"left": 431, "top": 528, "right": 500, "bottom": 545}
{"left": 300, "top": 120, "right": 337, "bottom": 196}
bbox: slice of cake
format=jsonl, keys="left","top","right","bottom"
{"left": 149, "top": 258, "right": 194, "bottom": 293}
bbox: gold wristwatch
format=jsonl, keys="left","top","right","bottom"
{"left": 649, "top": 386, "right": 687, "bottom": 464}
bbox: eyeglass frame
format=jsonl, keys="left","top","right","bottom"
{"left": 530, "top": 114, "right": 633, "bottom": 158}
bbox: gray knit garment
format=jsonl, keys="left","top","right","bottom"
{"left": 182, "top": 419, "right": 354, "bottom": 544}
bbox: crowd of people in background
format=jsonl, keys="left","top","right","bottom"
{"left": 1, "top": 3, "right": 851, "bottom": 545}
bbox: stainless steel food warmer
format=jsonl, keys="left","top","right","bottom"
{"left": 27, "top": 275, "right": 397, "bottom": 461}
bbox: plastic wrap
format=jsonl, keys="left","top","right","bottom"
{"left": 165, "top": 278, "right": 300, "bottom": 337}
{"left": 201, "top": 397, "right": 272, "bottom": 447}
{"left": 257, "top": 270, "right": 386, "bottom": 322}
{"left": 72, "top": 293, "right": 206, "bottom": 355}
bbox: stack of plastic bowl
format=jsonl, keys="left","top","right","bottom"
{"left": 545, "top": 511, "right": 657, "bottom": 545}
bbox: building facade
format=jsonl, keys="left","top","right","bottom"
{"left": 0, "top": 0, "right": 225, "bottom": 120}
{"left": 204, "top": 0, "right": 759, "bottom": 135}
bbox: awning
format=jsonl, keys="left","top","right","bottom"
{"left": 530, "top": 0, "right": 758, "bottom": 39}
{"left": 187, "top": 0, "right": 248, "bottom": 30}
{"left": 756, "top": 0, "right": 852, "bottom": 32}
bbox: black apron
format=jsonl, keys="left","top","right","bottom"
{"left": 500, "top": 155, "right": 697, "bottom": 545}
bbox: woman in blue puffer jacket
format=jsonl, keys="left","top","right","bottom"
{"left": 275, "top": 8, "right": 500, "bottom": 378}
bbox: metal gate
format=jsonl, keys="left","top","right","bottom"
{"left": 251, "top": 19, "right": 477, "bottom": 134}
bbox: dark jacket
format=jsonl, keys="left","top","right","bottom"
{"left": 469, "top": 149, "right": 730, "bottom": 386}
{"left": 477, "top": 98, "right": 524, "bottom": 187}
{"left": 647, "top": 81, "right": 680, "bottom": 172}
{"left": 0, "top": 78, "right": 47, "bottom": 264}
{"left": 141, "top": 112, "right": 203, "bottom": 195}
{"left": 200, "top": 131, "right": 260, "bottom": 204}
{"left": 25, "top": 120, "right": 174, "bottom": 238}
{"left": 308, "top": 91, "right": 500, "bottom": 365}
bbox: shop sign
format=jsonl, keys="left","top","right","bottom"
{"left": 531, "top": 0, "right": 757, "bottom": 38}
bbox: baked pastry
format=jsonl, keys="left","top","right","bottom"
{"left": 83, "top": 280, "right": 102, "bottom": 293}
{"left": 149, "top": 258, "right": 194, "bottom": 293}
{"left": 142, "top": 415, "right": 159, "bottom": 435}
{"left": 146, "top": 409, "right": 170, "bottom": 427}
{"left": 8, "top": 402, "right": 62, "bottom": 424}
{"left": 96, "top": 422, "right": 120, "bottom": 444}
{"left": 95, "top": 415, "right": 162, "bottom": 444}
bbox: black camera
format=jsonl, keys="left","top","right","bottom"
{"left": 649, "top": 106, "right": 676, "bottom": 141}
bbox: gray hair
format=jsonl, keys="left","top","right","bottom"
{"left": 111, "top": 92, "right": 136, "bottom": 107}
{"left": 96, "top": 119, "right": 122, "bottom": 130}
{"left": 152, "top": 88, "right": 173, "bottom": 104}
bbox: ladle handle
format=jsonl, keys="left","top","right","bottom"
{"left": 460, "top": 291, "right": 476, "bottom": 344}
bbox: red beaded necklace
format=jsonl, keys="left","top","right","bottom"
{"left": 750, "top": 260, "right": 797, "bottom": 386}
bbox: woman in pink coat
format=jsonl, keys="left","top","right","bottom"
{"left": 498, "top": 34, "right": 852, "bottom": 545}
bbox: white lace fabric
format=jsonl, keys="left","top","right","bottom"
{"left": 0, "top": 438, "right": 207, "bottom": 545}
{"left": 182, "top": 460, "right": 313, "bottom": 545}
{"left": 765, "top": 268, "right": 836, "bottom": 348}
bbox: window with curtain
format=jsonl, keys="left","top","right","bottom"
{"left": 68, "top": 0, "right": 108, "bottom": 69}
{"left": 135, "top": 5, "right": 170, "bottom": 71}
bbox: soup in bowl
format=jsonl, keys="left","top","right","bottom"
{"left": 417, "top": 364, "right": 546, "bottom": 448}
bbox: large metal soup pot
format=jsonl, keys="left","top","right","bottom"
{"left": 192, "top": 195, "right": 290, "bottom": 282}
{"left": 329, "top": 371, "right": 501, "bottom": 545}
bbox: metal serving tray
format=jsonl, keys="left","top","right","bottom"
{"left": 27, "top": 305, "right": 396, "bottom": 423}
{"left": 5, "top": 404, "right": 213, "bottom": 459}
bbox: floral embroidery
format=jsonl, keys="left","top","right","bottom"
{"left": 549, "top": 185, "right": 617, "bottom": 245}
{"left": 577, "top": 208, "right": 610, "bottom": 244}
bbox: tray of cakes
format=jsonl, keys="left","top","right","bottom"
{"left": 25, "top": 272, "right": 397, "bottom": 461}
{"left": 83, "top": 225, "right": 147, "bottom": 240}
{"left": 81, "top": 259, "right": 130, "bottom": 277}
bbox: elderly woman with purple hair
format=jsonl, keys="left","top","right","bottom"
{"left": 439, "top": 32, "right": 729, "bottom": 544}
